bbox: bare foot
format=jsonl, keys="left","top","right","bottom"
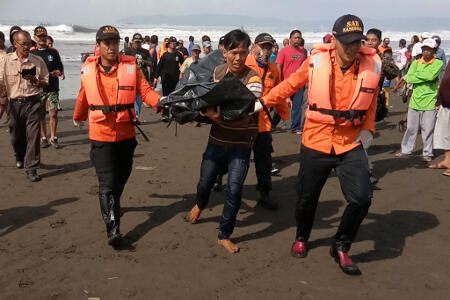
{"left": 188, "top": 205, "right": 202, "bottom": 224}
{"left": 428, "top": 161, "right": 450, "bottom": 169}
{"left": 218, "top": 239, "right": 240, "bottom": 254}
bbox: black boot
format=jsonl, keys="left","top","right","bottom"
{"left": 108, "top": 194, "right": 122, "bottom": 246}
{"left": 99, "top": 192, "right": 121, "bottom": 247}
{"left": 257, "top": 190, "right": 278, "bottom": 210}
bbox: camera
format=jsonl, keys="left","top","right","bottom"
{"left": 20, "top": 66, "right": 36, "bottom": 78}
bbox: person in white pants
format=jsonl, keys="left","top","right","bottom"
{"left": 396, "top": 39, "right": 443, "bottom": 162}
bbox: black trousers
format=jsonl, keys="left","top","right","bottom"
{"left": 161, "top": 75, "right": 178, "bottom": 96}
{"left": 253, "top": 132, "right": 273, "bottom": 193}
{"left": 90, "top": 138, "right": 137, "bottom": 198}
{"left": 296, "top": 144, "right": 372, "bottom": 251}
{"left": 7, "top": 97, "right": 44, "bottom": 171}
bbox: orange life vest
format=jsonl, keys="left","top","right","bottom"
{"left": 81, "top": 55, "right": 137, "bottom": 123}
{"left": 306, "top": 43, "right": 381, "bottom": 126}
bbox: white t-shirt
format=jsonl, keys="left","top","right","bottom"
{"left": 396, "top": 48, "right": 408, "bottom": 70}
{"left": 142, "top": 44, "right": 150, "bottom": 50}
{"left": 411, "top": 42, "right": 422, "bottom": 58}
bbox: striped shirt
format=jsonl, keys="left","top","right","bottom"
{"left": 208, "top": 64, "right": 262, "bottom": 148}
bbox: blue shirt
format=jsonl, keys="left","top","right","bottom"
{"left": 188, "top": 42, "right": 194, "bottom": 57}
{"left": 436, "top": 48, "right": 447, "bottom": 80}
{"left": 269, "top": 52, "right": 278, "bottom": 64}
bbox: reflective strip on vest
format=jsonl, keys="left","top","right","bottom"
{"left": 127, "top": 64, "right": 133, "bottom": 74}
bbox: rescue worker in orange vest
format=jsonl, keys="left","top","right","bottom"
{"left": 73, "top": 26, "right": 160, "bottom": 247}
{"left": 261, "top": 15, "right": 381, "bottom": 275}
{"left": 246, "top": 33, "right": 290, "bottom": 209}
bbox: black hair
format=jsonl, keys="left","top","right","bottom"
{"left": 201, "top": 35, "right": 211, "bottom": 42}
{"left": 124, "top": 36, "right": 129, "bottom": 42}
{"left": 399, "top": 39, "right": 406, "bottom": 47}
{"left": 223, "top": 29, "right": 251, "bottom": 51}
{"left": 366, "top": 28, "right": 382, "bottom": 41}
{"left": 0, "top": 31, "right": 4, "bottom": 42}
{"left": 412, "top": 35, "right": 419, "bottom": 43}
{"left": 144, "top": 35, "right": 150, "bottom": 42}
{"left": 290, "top": 29, "right": 301, "bottom": 38}
{"left": 299, "top": 37, "right": 305, "bottom": 47}
{"left": 150, "top": 35, "right": 158, "bottom": 44}
{"left": 189, "top": 35, "right": 194, "bottom": 42}
{"left": 47, "top": 35, "right": 54, "bottom": 43}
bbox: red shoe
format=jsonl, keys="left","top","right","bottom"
{"left": 330, "top": 244, "right": 361, "bottom": 275}
{"left": 290, "top": 240, "right": 307, "bottom": 258}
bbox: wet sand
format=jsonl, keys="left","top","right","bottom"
{"left": 0, "top": 94, "right": 449, "bottom": 299}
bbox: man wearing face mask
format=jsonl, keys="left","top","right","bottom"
{"left": 245, "top": 33, "right": 290, "bottom": 209}
{"left": 261, "top": 15, "right": 381, "bottom": 275}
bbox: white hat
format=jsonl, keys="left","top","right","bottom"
{"left": 421, "top": 32, "right": 432, "bottom": 39}
{"left": 421, "top": 38, "right": 437, "bottom": 49}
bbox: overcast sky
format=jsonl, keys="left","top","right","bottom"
{"left": 1, "top": 0, "right": 450, "bottom": 24}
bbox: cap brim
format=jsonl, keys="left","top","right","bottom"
{"left": 256, "top": 41, "right": 275, "bottom": 46}
{"left": 335, "top": 32, "right": 365, "bottom": 45}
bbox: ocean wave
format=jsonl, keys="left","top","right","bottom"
{"left": 61, "top": 55, "right": 82, "bottom": 62}
{"left": 1, "top": 24, "right": 450, "bottom": 43}
{"left": 72, "top": 25, "right": 97, "bottom": 33}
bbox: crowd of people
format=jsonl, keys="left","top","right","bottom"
{"left": 0, "top": 14, "right": 449, "bottom": 276}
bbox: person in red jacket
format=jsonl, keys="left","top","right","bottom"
{"left": 73, "top": 26, "right": 160, "bottom": 247}
{"left": 261, "top": 15, "right": 381, "bottom": 275}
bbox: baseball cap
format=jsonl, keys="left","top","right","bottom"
{"left": 254, "top": 33, "right": 275, "bottom": 46}
{"left": 34, "top": 26, "right": 47, "bottom": 37}
{"left": 96, "top": 25, "right": 120, "bottom": 41}
{"left": 9, "top": 25, "right": 21, "bottom": 41}
{"left": 421, "top": 32, "right": 432, "bottom": 39}
{"left": 421, "top": 38, "right": 437, "bottom": 49}
{"left": 218, "top": 36, "right": 225, "bottom": 46}
{"left": 168, "top": 36, "right": 177, "bottom": 43}
{"left": 332, "top": 14, "right": 365, "bottom": 45}
{"left": 132, "top": 33, "right": 143, "bottom": 42}
{"left": 191, "top": 44, "right": 201, "bottom": 51}
{"left": 202, "top": 41, "right": 211, "bottom": 48}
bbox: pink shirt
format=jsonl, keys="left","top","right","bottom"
{"left": 275, "top": 46, "right": 307, "bottom": 80}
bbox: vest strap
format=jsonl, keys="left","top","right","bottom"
{"left": 89, "top": 103, "right": 135, "bottom": 115}
{"left": 308, "top": 104, "right": 367, "bottom": 125}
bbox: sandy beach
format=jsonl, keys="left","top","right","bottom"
{"left": 0, "top": 93, "right": 449, "bottom": 299}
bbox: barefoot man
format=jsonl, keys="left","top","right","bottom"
{"left": 188, "top": 29, "right": 263, "bottom": 253}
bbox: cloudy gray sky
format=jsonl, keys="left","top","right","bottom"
{"left": 1, "top": 0, "right": 450, "bottom": 24}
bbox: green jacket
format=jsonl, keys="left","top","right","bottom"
{"left": 407, "top": 58, "right": 443, "bottom": 110}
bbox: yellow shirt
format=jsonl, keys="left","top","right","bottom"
{"left": 0, "top": 52, "right": 49, "bottom": 99}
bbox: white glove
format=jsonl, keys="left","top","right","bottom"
{"left": 73, "top": 120, "right": 85, "bottom": 127}
{"left": 354, "top": 129, "right": 373, "bottom": 149}
{"left": 249, "top": 101, "right": 263, "bottom": 115}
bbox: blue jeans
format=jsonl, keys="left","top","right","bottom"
{"left": 291, "top": 88, "right": 304, "bottom": 132}
{"left": 134, "top": 94, "right": 142, "bottom": 118}
{"left": 196, "top": 143, "right": 251, "bottom": 240}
